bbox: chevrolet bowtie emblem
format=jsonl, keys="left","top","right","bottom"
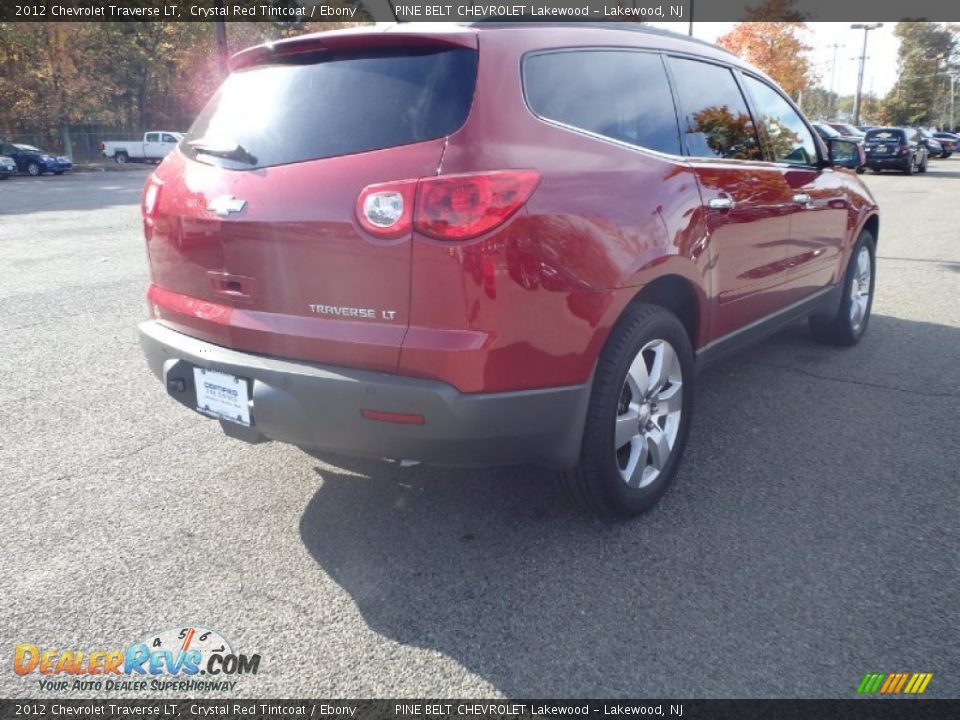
{"left": 207, "top": 195, "right": 247, "bottom": 217}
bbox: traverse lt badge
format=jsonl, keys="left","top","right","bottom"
{"left": 208, "top": 195, "right": 247, "bottom": 217}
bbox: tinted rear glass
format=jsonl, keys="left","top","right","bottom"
{"left": 183, "top": 48, "right": 477, "bottom": 170}
{"left": 523, "top": 50, "right": 681, "bottom": 155}
{"left": 865, "top": 129, "right": 904, "bottom": 142}
{"left": 815, "top": 123, "right": 842, "bottom": 138}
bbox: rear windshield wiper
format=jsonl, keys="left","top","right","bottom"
{"left": 186, "top": 140, "right": 258, "bottom": 165}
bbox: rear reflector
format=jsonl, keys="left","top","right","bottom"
{"left": 356, "top": 179, "right": 417, "bottom": 238}
{"left": 361, "top": 409, "right": 426, "bottom": 425}
{"left": 143, "top": 176, "right": 162, "bottom": 218}
{"left": 356, "top": 170, "right": 540, "bottom": 242}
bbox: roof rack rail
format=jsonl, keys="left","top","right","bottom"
{"left": 459, "top": 20, "right": 736, "bottom": 57}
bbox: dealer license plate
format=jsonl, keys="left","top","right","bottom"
{"left": 194, "top": 368, "right": 251, "bottom": 426}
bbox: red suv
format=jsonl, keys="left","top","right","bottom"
{"left": 139, "top": 23, "right": 878, "bottom": 517}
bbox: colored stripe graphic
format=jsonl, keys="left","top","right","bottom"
{"left": 904, "top": 673, "right": 934, "bottom": 694}
{"left": 857, "top": 673, "right": 886, "bottom": 694}
{"left": 859, "top": 672, "right": 933, "bottom": 694}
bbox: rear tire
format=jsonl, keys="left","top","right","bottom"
{"left": 27, "top": 162, "right": 41, "bottom": 176}
{"left": 560, "top": 304, "right": 694, "bottom": 518}
{"left": 115, "top": 152, "right": 129, "bottom": 165}
{"left": 903, "top": 157, "right": 915, "bottom": 175}
{"left": 810, "top": 230, "right": 876, "bottom": 347}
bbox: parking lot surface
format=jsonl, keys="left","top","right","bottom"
{"left": 1, "top": 166, "right": 958, "bottom": 698}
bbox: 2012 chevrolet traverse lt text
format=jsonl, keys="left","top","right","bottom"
{"left": 139, "top": 23, "right": 878, "bottom": 517}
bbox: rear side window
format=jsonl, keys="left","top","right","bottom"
{"left": 183, "top": 48, "right": 478, "bottom": 170}
{"left": 146, "top": 133, "right": 160, "bottom": 142}
{"left": 523, "top": 50, "right": 681, "bottom": 155}
{"left": 740, "top": 75, "right": 818, "bottom": 166}
{"left": 667, "top": 57, "right": 762, "bottom": 161}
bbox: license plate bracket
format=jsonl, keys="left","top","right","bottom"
{"left": 193, "top": 367, "right": 251, "bottom": 427}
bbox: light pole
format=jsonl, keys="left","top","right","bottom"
{"left": 851, "top": 23, "right": 883, "bottom": 126}
{"left": 688, "top": 0, "right": 694, "bottom": 36}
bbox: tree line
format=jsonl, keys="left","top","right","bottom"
{"left": 0, "top": 21, "right": 367, "bottom": 157}
{"left": 718, "top": 19, "right": 959, "bottom": 129}
{"left": 1, "top": 17, "right": 957, "bottom": 160}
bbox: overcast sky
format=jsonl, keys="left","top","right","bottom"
{"left": 649, "top": 22, "right": 901, "bottom": 98}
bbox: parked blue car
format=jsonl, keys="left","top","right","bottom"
{"left": 0, "top": 142, "right": 72, "bottom": 176}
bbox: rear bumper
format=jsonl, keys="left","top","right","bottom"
{"left": 139, "top": 321, "right": 590, "bottom": 469}
{"left": 866, "top": 156, "right": 909, "bottom": 169}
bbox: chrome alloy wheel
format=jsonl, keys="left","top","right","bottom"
{"left": 850, "top": 246, "right": 872, "bottom": 333}
{"left": 614, "top": 339, "right": 683, "bottom": 489}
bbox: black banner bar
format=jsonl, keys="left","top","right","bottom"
{"left": 3, "top": 0, "right": 960, "bottom": 22}
{"left": 1, "top": 700, "right": 959, "bottom": 720}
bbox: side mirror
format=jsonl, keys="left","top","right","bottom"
{"left": 828, "top": 138, "right": 862, "bottom": 170}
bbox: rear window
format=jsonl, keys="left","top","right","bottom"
{"left": 183, "top": 48, "right": 478, "bottom": 170}
{"left": 865, "top": 129, "right": 904, "bottom": 142}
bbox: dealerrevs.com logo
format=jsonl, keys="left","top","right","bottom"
{"left": 14, "top": 626, "right": 261, "bottom": 692}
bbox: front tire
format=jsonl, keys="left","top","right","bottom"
{"left": 810, "top": 230, "right": 876, "bottom": 347}
{"left": 561, "top": 304, "right": 694, "bottom": 518}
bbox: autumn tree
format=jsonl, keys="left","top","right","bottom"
{"left": 881, "top": 22, "right": 958, "bottom": 128}
{"left": 0, "top": 19, "right": 372, "bottom": 157}
{"left": 717, "top": 1, "right": 817, "bottom": 100}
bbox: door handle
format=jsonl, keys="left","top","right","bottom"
{"left": 708, "top": 196, "right": 735, "bottom": 211}
{"left": 793, "top": 193, "right": 812, "bottom": 205}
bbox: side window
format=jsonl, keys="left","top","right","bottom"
{"left": 145, "top": 133, "right": 160, "bottom": 143}
{"left": 667, "top": 57, "right": 762, "bottom": 161}
{"left": 741, "top": 75, "right": 818, "bottom": 166}
{"left": 524, "top": 50, "right": 681, "bottom": 155}
{"left": 161, "top": 134, "right": 177, "bottom": 143}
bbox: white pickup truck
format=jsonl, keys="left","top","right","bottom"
{"left": 101, "top": 131, "right": 184, "bottom": 164}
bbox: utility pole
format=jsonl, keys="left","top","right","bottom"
{"left": 827, "top": 43, "right": 843, "bottom": 118}
{"left": 688, "top": 0, "right": 694, "bottom": 36}
{"left": 213, "top": 0, "right": 229, "bottom": 79}
{"left": 851, "top": 23, "right": 882, "bottom": 126}
{"left": 951, "top": 75, "right": 956, "bottom": 132}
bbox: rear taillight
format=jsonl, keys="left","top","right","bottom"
{"left": 356, "top": 170, "right": 540, "bottom": 242}
{"left": 898, "top": 144, "right": 909, "bottom": 155}
{"left": 143, "top": 176, "right": 162, "bottom": 218}
{"left": 416, "top": 170, "right": 540, "bottom": 241}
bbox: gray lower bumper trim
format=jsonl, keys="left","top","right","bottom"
{"left": 139, "top": 321, "right": 591, "bottom": 469}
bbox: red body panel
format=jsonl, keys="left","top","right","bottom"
{"left": 143, "top": 24, "right": 878, "bottom": 395}
{"left": 146, "top": 140, "right": 447, "bottom": 373}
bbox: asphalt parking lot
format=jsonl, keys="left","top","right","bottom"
{"left": 1, "top": 164, "right": 958, "bottom": 699}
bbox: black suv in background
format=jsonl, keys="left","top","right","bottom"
{"left": 863, "top": 127, "right": 928, "bottom": 175}
{"left": 917, "top": 128, "right": 946, "bottom": 158}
